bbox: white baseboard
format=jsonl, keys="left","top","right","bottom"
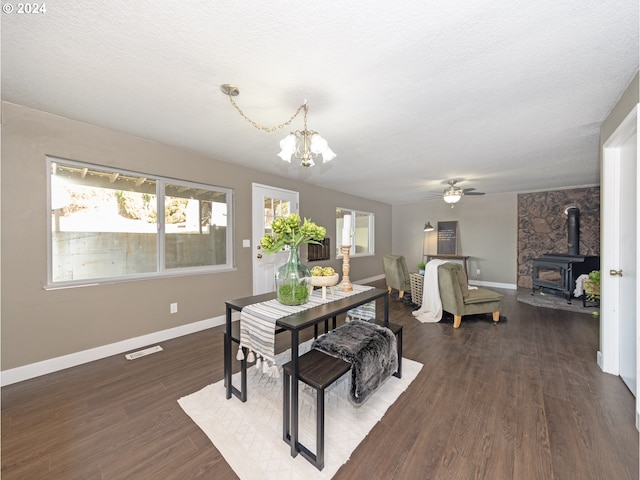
{"left": 597, "top": 350, "right": 604, "bottom": 371}
{"left": 358, "top": 274, "right": 515, "bottom": 291}
{"left": 356, "top": 273, "right": 386, "bottom": 285}
{"left": 1, "top": 314, "right": 231, "bottom": 387}
{"left": 468, "top": 280, "right": 517, "bottom": 290}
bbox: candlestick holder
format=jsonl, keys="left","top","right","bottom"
{"left": 339, "top": 245, "right": 353, "bottom": 292}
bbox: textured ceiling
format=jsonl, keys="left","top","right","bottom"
{"left": 2, "top": 1, "right": 638, "bottom": 205}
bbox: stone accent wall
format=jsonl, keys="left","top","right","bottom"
{"left": 517, "top": 187, "right": 600, "bottom": 289}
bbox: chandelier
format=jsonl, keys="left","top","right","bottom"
{"left": 220, "top": 84, "right": 336, "bottom": 167}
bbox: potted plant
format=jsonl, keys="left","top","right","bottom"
{"left": 259, "top": 214, "right": 326, "bottom": 305}
{"left": 417, "top": 261, "right": 426, "bottom": 275}
{"left": 584, "top": 270, "right": 600, "bottom": 295}
{"left": 584, "top": 270, "right": 600, "bottom": 306}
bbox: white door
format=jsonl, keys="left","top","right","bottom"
{"left": 618, "top": 131, "right": 637, "bottom": 395}
{"left": 601, "top": 105, "right": 638, "bottom": 404}
{"left": 252, "top": 184, "right": 299, "bottom": 295}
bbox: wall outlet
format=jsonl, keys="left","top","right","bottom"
{"left": 170, "top": 302, "right": 178, "bottom": 314}
{"left": 476, "top": 269, "right": 481, "bottom": 276}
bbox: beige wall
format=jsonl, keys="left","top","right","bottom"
{"left": 392, "top": 193, "right": 518, "bottom": 286}
{"left": 0, "top": 102, "right": 391, "bottom": 370}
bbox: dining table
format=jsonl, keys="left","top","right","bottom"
{"left": 224, "top": 286, "right": 389, "bottom": 458}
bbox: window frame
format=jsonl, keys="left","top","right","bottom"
{"left": 46, "top": 156, "right": 234, "bottom": 288}
{"left": 336, "top": 207, "right": 375, "bottom": 258}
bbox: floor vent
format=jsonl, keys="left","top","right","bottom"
{"left": 125, "top": 345, "right": 163, "bottom": 360}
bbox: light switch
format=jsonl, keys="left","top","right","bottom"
{"left": 242, "top": 239, "right": 251, "bottom": 248}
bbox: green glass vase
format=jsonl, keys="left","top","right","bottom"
{"left": 275, "top": 247, "right": 311, "bottom": 306}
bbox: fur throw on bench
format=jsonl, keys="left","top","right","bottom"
{"left": 312, "top": 320, "right": 398, "bottom": 405}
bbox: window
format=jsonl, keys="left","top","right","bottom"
{"left": 336, "top": 207, "right": 374, "bottom": 257}
{"left": 47, "top": 157, "right": 233, "bottom": 286}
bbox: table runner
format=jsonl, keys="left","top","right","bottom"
{"left": 238, "top": 284, "right": 374, "bottom": 376}
{"left": 346, "top": 301, "right": 376, "bottom": 322}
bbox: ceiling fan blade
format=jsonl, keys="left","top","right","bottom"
{"left": 462, "top": 188, "right": 476, "bottom": 193}
{"left": 465, "top": 191, "right": 485, "bottom": 196}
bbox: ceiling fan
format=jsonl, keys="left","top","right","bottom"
{"left": 442, "top": 180, "right": 485, "bottom": 205}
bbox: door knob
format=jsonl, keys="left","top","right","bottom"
{"left": 609, "top": 269, "right": 623, "bottom": 276}
{"left": 256, "top": 253, "right": 263, "bottom": 259}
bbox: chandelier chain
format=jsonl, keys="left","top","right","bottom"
{"left": 227, "top": 95, "right": 307, "bottom": 133}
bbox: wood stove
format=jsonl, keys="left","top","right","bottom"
{"left": 532, "top": 254, "right": 599, "bottom": 303}
{"left": 531, "top": 206, "right": 599, "bottom": 303}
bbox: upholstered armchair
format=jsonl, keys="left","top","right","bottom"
{"left": 383, "top": 254, "right": 411, "bottom": 299}
{"left": 437, "top": 262, "right": 503, "bottom": 328}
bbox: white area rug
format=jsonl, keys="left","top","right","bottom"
{"left": 178, "top": 341, "right": 422, "bottom": 479}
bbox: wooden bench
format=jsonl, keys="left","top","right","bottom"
{"left": 282, "top": 349, "right": 351, "bottom": 471}
{"left": 283, "top": 320, "right": 403, "bottom": 469}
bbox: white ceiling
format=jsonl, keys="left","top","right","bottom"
{"left": 2, "top": 1, "right": 638, "bottom": 205}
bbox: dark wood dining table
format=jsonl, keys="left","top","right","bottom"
{"left": 224, "top": 287, "right": 389, "bottom": 458}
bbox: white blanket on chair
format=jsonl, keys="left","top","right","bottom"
{"left": 412, "top": 259, "right": 448, "bottom": 323}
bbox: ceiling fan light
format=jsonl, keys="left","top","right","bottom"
{"left": 443, "top": 189, "right": 462, "bottom": 203}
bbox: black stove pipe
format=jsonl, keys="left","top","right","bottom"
{"left": 565, "top": 206, "right": 580, "bottom": 255}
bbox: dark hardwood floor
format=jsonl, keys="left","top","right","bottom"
{"left": 2, "top": 280, "right": 638, "bottom": 479}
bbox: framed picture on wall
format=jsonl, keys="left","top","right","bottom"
{"left": 437, "top": 221, "right": 458, "bottom": 254}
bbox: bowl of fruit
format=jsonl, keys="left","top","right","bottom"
{"left": 310, "top": 266, "right": 339, "bottom": 286}
{"left": 309, "top": 266, "right": 339, "bottom": 299}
